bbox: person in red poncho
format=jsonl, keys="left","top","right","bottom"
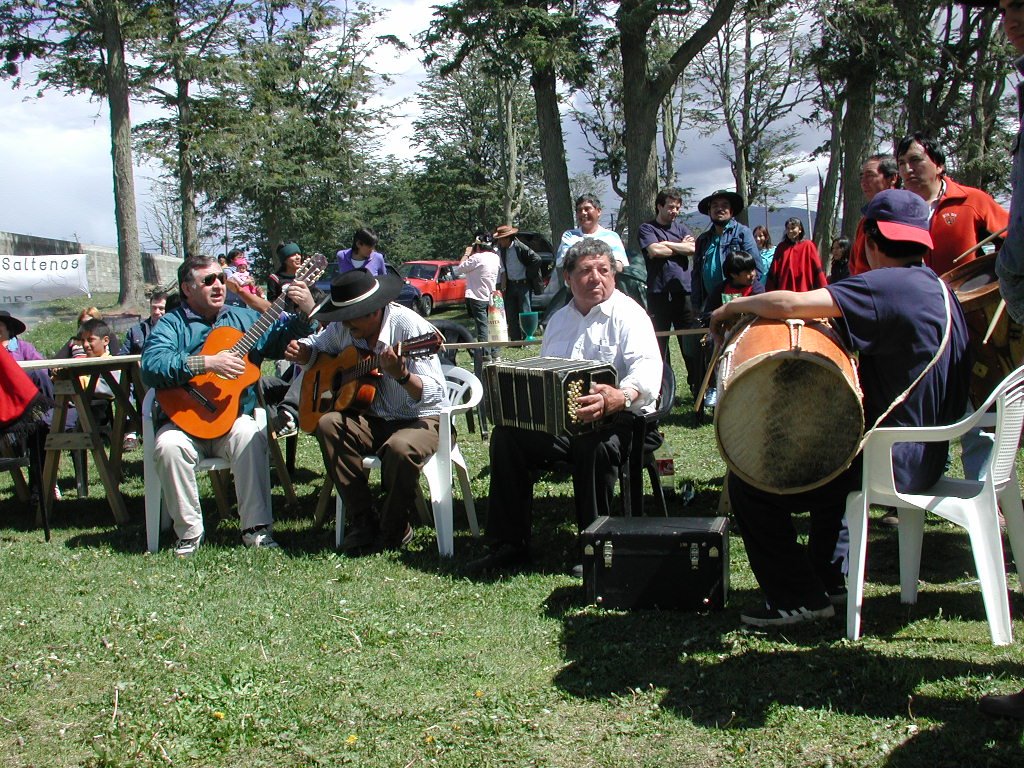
{"left": 766, "top": 218, "right": 828, "bottom": 292}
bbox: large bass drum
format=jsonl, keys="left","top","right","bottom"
{"left": 941, "top": 252, "right": 1024, "bottom": 407}
{"left": 714, "top": 317, "right": 863, "bottom": 494}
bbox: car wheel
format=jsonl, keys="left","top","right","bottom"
{"left": 420, "top": 294, "right": 433, "bottom": 316}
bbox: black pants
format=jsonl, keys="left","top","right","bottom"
{"left": 648, "top": 291, "right": 698, "bottom": 395}
{"left": 729, "top": 462, "right": 858, "bottom": 610}
{"left": 485, "top": 422, "right": 632, "bottom": 550}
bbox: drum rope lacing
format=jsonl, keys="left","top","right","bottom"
{"left": 856, "top": 273, "right": 954, "bottom": 452}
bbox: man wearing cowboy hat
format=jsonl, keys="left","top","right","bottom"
{"left": 691, "top": 189, "right": 760, "bottom": 316}
{"left": 493, "top": 224, "right": 542, "bottom": 341}
{"left": 142, "top": 254, "right": 317, "bottom": 557}
{"left": 285, "top": 269, "right": 448, "bottom": 555}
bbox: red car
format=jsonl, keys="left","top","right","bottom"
{"left": 400, "top": 260, "right": 466, "bottom": 316}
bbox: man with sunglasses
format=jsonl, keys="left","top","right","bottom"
{"left": 141, "top": 254, "right": 316, "bottom": 557}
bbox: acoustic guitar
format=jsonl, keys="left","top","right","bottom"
{"left": 298, "top": 331, "right": 444, "bottom": 433}
{"left": 156, "top": 254, "right": 327, "bottom": 440}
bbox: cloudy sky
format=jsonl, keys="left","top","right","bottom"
{"left": 0, "top": 1, "right": 823, "bottom": 250}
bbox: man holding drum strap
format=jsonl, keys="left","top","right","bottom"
{"left": 710, "top": 189, "right": 971, "bottom": 627}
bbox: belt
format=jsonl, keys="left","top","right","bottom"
{"left": 509, "top": 279, "right": 529, "bottom": 285}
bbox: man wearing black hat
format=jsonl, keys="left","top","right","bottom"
{"left": 710, "top": 189, "right": 971, "bottom": 627}
{"left": 285, "top": 269, "right": 448, "bottom": 554}
{"left": 141, "top": 254, "right": 317, "bottom": 557}
{"left": 692, "top": 190, "right": 760, "bottom": 316}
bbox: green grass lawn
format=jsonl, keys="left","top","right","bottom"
{"left": 2, "top": 304, "right": 1023, "bottom": 766}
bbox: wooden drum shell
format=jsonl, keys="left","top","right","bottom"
{"left": 941, "top": 253, "right": 1024, "bottom": 408}
{"left": 714, "top": 317, "right": 864, "bottom": 495}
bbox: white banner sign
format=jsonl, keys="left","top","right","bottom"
{"left": 0, "top": 254, "right": 91, "bottom": 304}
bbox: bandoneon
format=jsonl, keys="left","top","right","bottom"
{"left": 484, "top": 357, "right": 618, "bottom": 436}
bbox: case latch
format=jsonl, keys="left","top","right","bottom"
{"left": 689, "top": 542, "right": 700, "bottom": 569}
{"left": 602, "top": 539, "right": 614, "bottom": 568}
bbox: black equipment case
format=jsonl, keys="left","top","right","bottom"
{"left": 581, "top": 516, "right": 729, "bottom": 610}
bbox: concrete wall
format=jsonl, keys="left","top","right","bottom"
{"left": 0, "top": 231, "right": 180, "bottom": 294}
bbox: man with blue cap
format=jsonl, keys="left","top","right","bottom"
{"left": 709, "top": 189, "right": 971, "bottom": 628}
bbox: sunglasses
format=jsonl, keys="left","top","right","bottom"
{"left": 198, "top": 272, "right": 227, "bottom": 287}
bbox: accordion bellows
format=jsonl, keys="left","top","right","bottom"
{"left": 484, "top": 357, "right": 618, "bottom": 436}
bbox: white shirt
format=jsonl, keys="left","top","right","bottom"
{"left": 454, "top": 250, "right": 501, "bottom": 301}
{"left": 299, "top": 303, "right": 447, "bottom": 419}
{"left": 555, "top": 227, "right": 629, "bottom": 270}
{"left": 541, "top": 290, "right": 662, "bottom": 414}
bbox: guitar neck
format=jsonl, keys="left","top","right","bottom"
{"left": 229, "top": 293, "right": 293, "bottom": 358}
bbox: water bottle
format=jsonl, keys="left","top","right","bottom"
{"left": 654, "top": 435, "right": 676, "bottom": 498}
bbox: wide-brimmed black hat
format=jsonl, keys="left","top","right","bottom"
{"left": 698, "top": 189, "right": 745, "bottom": 216}
{"left": 310, "top": 269, "right": 404, "bottom": 322}
{"left": 0, "top": 310, "right": 27, "bottom": 337}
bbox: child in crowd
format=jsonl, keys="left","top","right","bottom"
{"left": 227, "top": 254, "right": 264, "bottom": 298}
{"left": 703, "top": 250, "right": 765, "bottom": 315}
{"left": 65, "top": 318, "right": 118, "bottom": 433}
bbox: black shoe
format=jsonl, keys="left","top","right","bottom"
{"left": 340, "top": 524, "right": 378, "bottom": 554}
{"left": 375, "top": 523, "right": 414, "bottom": 552}
{"left": 571, "top": 563, "right": 583, "bottom": 578}
{"left": 740, "top": 601, "right": 835, "bottom": 627}
{"left": 979, "top": 690, "right": 1024, "bottom": 720}
{"left": 466, "top": 543, "right": 530, "bottom": 574}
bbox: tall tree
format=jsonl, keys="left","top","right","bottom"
{"left": 690, "top": 0, "right": 811, "bottom": 226}
{"left": 134, "top": 0, "right": 243, "bottom": 259}
{"left": 616, "top": 0, "right": 735, "bottom": 250}
{"left": 424, "top": 0, "right": 597, "bottom": 245}
{"left": 186, "top": 0, "right": 387, "bottom": 260}
{"left": 0, "top": 0, "right": 148, "bottom": 308}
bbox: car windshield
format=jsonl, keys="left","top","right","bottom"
{"left": 403, "top": 264, "right": 437, "bottom": 280}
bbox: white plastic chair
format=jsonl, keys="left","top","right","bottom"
{"left": 334, "top": 364, "right": 483, "bottom": 557}
{"left": 845, "top": 363, "right": 1024, "bottom": 646}
{"left": 142, "top": 388, "right": 269, "bottom": 553}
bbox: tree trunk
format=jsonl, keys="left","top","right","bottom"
{"left": 101, "top": 0, "right": 144, "bottom": 308}
{"left": 531, "top": 65, "right": 573, "bottom": 245}
{"left": 813, "top": 99, "right": 844, "bottom": 262}
{"left": 178, "top": 75, "right": 199, "bottom": 259}
{"left": 840, "top": 75, "right": 874, "bottom": 240}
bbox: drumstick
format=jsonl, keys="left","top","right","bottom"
{"left": 952, "top": 225, "right": 1008, "bottom": 265}
{"left": 982, "top": 298, "right": 1007, "bottom": 345}
{"left": 693, "top": 338, "right": 721, "bottom": 413}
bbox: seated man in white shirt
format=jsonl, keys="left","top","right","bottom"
{"left": 470, "top": 238, "right": 662, "bottom": 573}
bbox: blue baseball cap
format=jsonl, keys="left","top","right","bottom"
{"left": 862, "top": 189, "right": 933, "bottom": 249}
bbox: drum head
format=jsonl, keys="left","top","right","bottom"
{"left": 942, "top": 252, "right": 999, "bottom": 313}
{"left": 715, "top": 352, "right": 864, "bottom": 494}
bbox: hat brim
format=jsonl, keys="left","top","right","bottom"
{"left": 310, "top": 273, "right": 405, "bottom": 323}
{"left": 492, "top": 227, "right": 519, "bottom": 239}
{"left": 698, "top": 192, "right": 745, "bottom": 216}
{"left": 876, "top": 220, "right": 934, "bottom": 249}
{"left": 0, "top": 315, "right": 27, "bottom": 336}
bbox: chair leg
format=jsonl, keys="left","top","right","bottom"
{"left": 998, "top": 481, "right": 1024, "bottom": 590}
{"left": 964, "top": 503, "right": 1013, "bottom": 645}
{"left": 422, "top": 456, "right": 454, "bottom": 557}
{"left": 335, "top": 494, "right": 346, "bottom": 550}
{"left": 267, "top": 433, "right": 298, "bottom": 509}
{"left": 846, "top": 492, "right": 869, "bottom": 642}
{"left": 646, "top": 459, "right": 667, "bottom": 516}
{"left": 453, "top": 452, "right": 479, "bottom": 537}
{"left": 897, "top": 507, "right": 926, "bottom": 604}
{"left": 73, "top": 450, "right": 88, "bottom": 496}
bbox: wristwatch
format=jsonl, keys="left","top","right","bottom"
{"left": 622, "top": 389, "right": 633, "bottom": 410}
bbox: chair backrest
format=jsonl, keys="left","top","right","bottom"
{"left": 653, "top": 360, "right": 676, "bottom": 422}
{"left": 989, "top": 364, "right": 1024, "bottom": 486}
{"left": 441, "top": 364, "right": 483, "bottom": 414}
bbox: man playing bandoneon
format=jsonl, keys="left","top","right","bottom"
{"left": 710, "top": 189, "right": 971, "bottom": 627}
{"left": 469, "top": 238, "right": 662, "bottom": 574}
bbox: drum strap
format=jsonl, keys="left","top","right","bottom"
{"left": 858, "top": 273, "right": 953, "bottom": 451}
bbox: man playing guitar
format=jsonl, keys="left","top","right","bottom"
{"left": 141, "top": 254, "right": 317, "bottom": 557}
{"left": 285, "top": 269, "right": 447, "bottom": 555}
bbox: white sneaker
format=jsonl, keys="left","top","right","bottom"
{"left": 241, "top": 525, "right": 280, "bottom": 549}
{"left": 174, "top": 534, "right": 203, "bottom": 558}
